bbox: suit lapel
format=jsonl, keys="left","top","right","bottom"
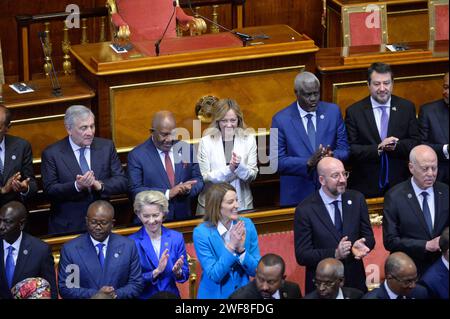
{"left": 387, "top": 97, "right": 400, "bottom": 138}
{"left": 76, "top": 234, "right": 103, "bottom": 287}
{"left": 160, "top": 227, "right": 173, "bottom": 269}
{"left": 433, "top": 184, "right": 447, "bottom": 237}
{"left": 0, "top": 241, "right": 8, "bottom": 293}
{"left": 104, "top": 235, "right": 125, "bottom": 279}
{"left": 138, "top": 228, "right": 159, "bottom": 269}
{"left": 148, "top": 139, "right": 172, "bottom": 188}
{"left": 362, "top": 101, "right": 381, "bottom": 143}
{"left": 12, "top": 233, "right": 31, "bottom": 285}
{"left": 315, "top": 103, "right": 326, "bottom": 148}
{"left": 403, "top": 182, "right": 432, "bottom": 237}
{"left": 90, "top": 138, "right": 101, "bottom": 174}
{"left": 3, "top": 136, "right": 18, "bottom": 181}
{"left": 173, "top": 145, "right": 184, "bottom": 185}
{"left": 434, "top": 101, "right": 449, "bottom": 141}
{"left": 312, "top": 193, "right": 341, "bottom": 242}
{"left": 289, "top": 105, "right": 314, "bottom": 153}
{"left": 60, "top": 137, "right": 83, "bottom": 177}
{"left": 341, "top": 193, "right": 356, "bottom": 236}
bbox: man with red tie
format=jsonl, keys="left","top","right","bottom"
{"left": 128, "top": 111, "right": 204, "bottom": 221}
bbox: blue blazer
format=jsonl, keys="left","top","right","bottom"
{"left": 0, "top": 233, "right": 57, "bottom": 299}
{"left": 128, "top": 138, "right": 204, "bottom": 220}
{"left": 419, "top": 257, "right": 449, "bottom": 299}
{"left": 129, "top": 226, "right": 189, "bottom": 299}
{"left": 363, "top": 282, "right": 429, "bottom": 299}
{"left": 41, "top": 137, "right": 128, "bottom": 234}
{"left": 58, "top": 233, "right": 143, "bottom": 299}
{"left": 193, "top": 217, "right": 261, "bottom": 299}
{"left": 271, "top": 101, "right": 349, "bottom": 206}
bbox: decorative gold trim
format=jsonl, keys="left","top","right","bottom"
{"left": 428, "top": 0, "right": 449, "bottom": 41}
{"left": 11, "top": 113, "right": 65, "bottom": 125}
{"left": 387, "top": 8, "right": 428, "bottom": 15}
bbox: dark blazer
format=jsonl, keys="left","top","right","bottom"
{"left": 294, "top": 189, "right": 375, "bottom": 294}
{"left": 271, "top": 101, "right": 349, "bottom": 206}
{"left": 41, "top": 137, "right": 128, "bottom": 234}
{"left": 127, "top": 138, "right": 204, "bottom": 221}
{"left": 383, "top": 180, "right": 449, "bottom": 275}
{"left": 419, "top": 257, "right": 449, "bottom": 299}
{"left": 345, "top": 95, "right": 420, "bottom": 197}
{"left": 363, "top": 282, "right": 429, "bottom": 299}
{"left": 0, "top": 232, "right": 56, "bottom": 299}
{"left": 303, "top": 287, "right": 363, "bottom": 299}
{"left": 0, "top": 135, "right": 37, "bottom": 208}
{"left": 58, "top": 233, "right": 143, "bottom": 299}
{"left": 129, "top": 226, "right": 189, "bottom": 299}
{"left": 418, "top": 99, "right": 449, "bottom": 183}
{"left": 229, "top": 279, "right": 302, "bottom": 299}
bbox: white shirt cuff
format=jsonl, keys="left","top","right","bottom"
{"left": 443, "top": 144, "right": 449, "bottom": 159}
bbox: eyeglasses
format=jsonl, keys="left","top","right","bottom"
{"left": 329, "top": 171, "right": 350, "bottom": 180}
{"left": 390, "top": 274, "right": 418, "bottom": 286}
{"left": 312, "top": 278, "right": 341, "bottom": 288}
{"left": 87, "top": 219, "right": 113, "bottom": 227}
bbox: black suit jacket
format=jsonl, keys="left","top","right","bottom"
{"left": 303, "top": 287, "right": 363, "bottom": 299}
{"left": 0, "top": 232, "right": 56, "bottom": 299}
{"left": 294, "top": 190, "right": 375, "bottom": 294}
{"left": 229, "top": 280, "right": 302, "bottom": 299}
{"left": 345, "top": 95, "right": 420, "bottom": 197}
{"left": 383, "top": 180, "right": 449, "bottom": 275}
{"left": 363, "top": 282, "right": 429, "bottom": 299}
{"left": 418, "top": 99, "right": 449, "bottom": 183}
{"left": 0, "top": 135, "right": 37, "bottom": 208}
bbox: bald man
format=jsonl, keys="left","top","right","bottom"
{"left": 127, "top": 111, "right": 203, "bottom": 221}
{"left": 383, "top": 145, "right": 449, "bottom": 276}
{"left": 294, "top": 157, "right": 375, "bottom": 294}
{"left": 363, "top": 252, "right": 428, "bottom": 299}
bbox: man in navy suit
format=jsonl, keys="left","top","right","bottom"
{"left": 418, "top": 72, "right": 449, "bottom": 184}
{"left": 58, "top": 200, "right": 143, "bottom": 299}
{"left": 0, "top": 201, "right": 56, "bottom": 299}
{"left": 127, "top": 111, "right": 203, "bottom": 221}
{"left": 0, "top": 105, "right": 37, "bottom": 208}
{"left": 363, "top": 252, "right": 428, "bottom": 299}
{"left": 383, "top": 145, "right": 449, "bottom": 276}
{"left": 271, "top": 71, "right": 349, "bottom": 207}
{"left": 294, "top": 156, "right": 375, "bottom": 294}
{"left": 345, "top": 62, "right": 420, "bottom": 198}
{"left": 41, "top": 105, "right": 128, "bottom": 234}
{"left": 419, "top": 227, "right": 449, "bottom": 299}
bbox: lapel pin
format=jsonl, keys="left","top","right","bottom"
{"left": 11, "top": 155, "right": 17, "bottom": 160}
{"left": 392, "top": 107, "right": 397, "bottom": 111}
{"left": 347, "top": 200, "right": 352, "bottom": 205}
{"left": 407, "top": 193, "right": 412, "bottom": 199}
{"left": 320, "top": 114, "right": 325, "bottom": 120}
{"left": 283, "top": 292, "right": 288, "bottom": 298}
{"left": 164, "top": 242, "right": 169, "bottom": 247}
{"left": 23, "top": 249, "right": 28, "bottom": 255}
{"left": 114, "top": 253, "right": 119, "bottom": 258}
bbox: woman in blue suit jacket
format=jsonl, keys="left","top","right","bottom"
{"left": 193, "top": 183, "right": 261, "bottom": 299}
{"left": 129, "top": 191, "right": 189, "bottom": 299}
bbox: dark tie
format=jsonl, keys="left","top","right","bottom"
{"left": 164, "top": 152, "right": 175, "bottom": 187}
{"left": 79, "top": 147, "right": 90, "bottom": 174}
{"left": 332, "top": 200, "right": 343, "bottom": 236}
{"left": 421, "top": 192, "right": 433, "bottom": 234}
{"left": 379, "top": 106, "right": 389, "bottom": 141}
{"left": 0, "top": 146, "right": 4, "bottom": 180}
{"left": 96, "top": 243, "right": 105, "bottom": 268}
{"left": 305, "top": 114, "right": 316, "bottom": 149}
{"left": 5, "top": 246, "right": 15, "bottom": 288}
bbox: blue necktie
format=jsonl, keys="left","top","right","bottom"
{"left": 305, "top": 114, "right": 316, "bottom": 149}
{"left": 332, "top": 200, "right": 343, "bottom": 236}
{"left": 5, "top": 246, "right": 15, "bottom": 288}
{"left": 421, "top": 192, "right": 433, "bottom": 234}
{"left": 79, "top": 147, "right": 90, "bottom": 174}
{"left": 96, "top": 243, "right": 105, "bottom": 268}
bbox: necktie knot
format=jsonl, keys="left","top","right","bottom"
{"left": 7, "top": 246, "right": 14, "bottom": 254}
{"left": 421, "top": 191, "right": 429, "bottom": 198}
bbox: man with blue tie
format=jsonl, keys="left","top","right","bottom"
{"left": 41, "top": 105, "right": 128, "bottom": 234}
{"left": 294, "top": 156, "right": 375, "bottom": 294}
{"left": 0, "top": 201, "right": 57, "bottom": 299}
{"left": 58, "top": 200, "right": 143, "bottom": 299}
{"left": 271, "top": 71, "right": 349, "bottom": 207}
{"left": 383, "top": 145, "right": 449, "bottom": 276}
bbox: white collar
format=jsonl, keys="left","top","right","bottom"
{"left": 0, "top": 137, "right": 5, "bottom": 151}
{"left": 336, "top": 287, "right": 344, "bottom": 299}
{"left": 384, "top": 281, "right": 400, "bottom": 299}
{"left": 297, "top": 101, "right": 316, "bottom": 118}
{"left": 410, "top": 177, "right": 433, "bottom": 197}
{"left": 90, "top": 235, "right": 110, "bottom": 249}
{"left": 319, "top": 187, "right": 343, "bottom": 205}
{"left": 442, "top": 255, "right": 449, "bottom": 270}
{"left": 217, "top": 221, "right": 229, "bottom": 237}
{"left": 370, "top": 96, "right": 392, "bottom": 109}
{"left": 69, "top": 136, "right": 91, "bottom": 152}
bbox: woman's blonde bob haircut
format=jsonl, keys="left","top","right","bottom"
{"left": 133, "top": 190, "right": 169, "bottom": 216}
{"left": 203, "top": 182, "right": 237, "bottom": 227}
{"left": 206, "top": 98, "right": 248, "bottom": 138}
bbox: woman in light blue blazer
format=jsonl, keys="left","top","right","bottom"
{"left": 193, "top": 183, "right": 261, "bottom": 299}
{"left": 129, "top": 191, "right": 189, "bottom": 299}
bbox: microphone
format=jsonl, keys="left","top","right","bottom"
{"left": 38, "top": 32, "right": 62, "bottom": 97}
{"left": 155, "top": 1, "right": 178, "bottom": 56}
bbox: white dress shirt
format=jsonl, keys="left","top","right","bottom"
{"left": 319, "top": 188, "right": 343, "bottom": 226}
{"left": 90, "top": 235, "right": 110, "bottom": 260}
{"left": 411, "top": 177, "right": 435, "bottom": 227}
{"left": 297, "top": 102, "right": 316, "bottom": 132}
{"left": 370, "top": 96, "right": 392, "bottom": 137}
{"left": 3, "top": 232, "right": 23, "bottom": 266}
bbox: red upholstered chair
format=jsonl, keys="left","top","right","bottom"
{"left": 429, "top": 0, "right": 449, "bottom": 41}
{"left": 341, "top": 2, "right": 388, "bottom": 47}
{"left": 106, "top": 0, "right": 206, "bottom": 43}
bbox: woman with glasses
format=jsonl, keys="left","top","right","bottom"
{"left": 129, "top": 190, "right": 189, "bottom": 299}
{"left": 196, "top": 98, "right": 258, "bottom": 214}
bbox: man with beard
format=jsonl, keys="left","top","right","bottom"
{"left": 128, "top": 111, "right": 204, "bottom": 221}
{"left": 294, "top": 157, "right": 375, "bottom": 294}
{"left": 345, "top": 62, "right": 419, "bottom": 198}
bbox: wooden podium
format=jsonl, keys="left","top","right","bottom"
{"left": 70, "top": 25, "right": 319, "bottom": 151}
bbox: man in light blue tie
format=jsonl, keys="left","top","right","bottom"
{"left": 384, "top": 145, "right": 449, "bottom": 276}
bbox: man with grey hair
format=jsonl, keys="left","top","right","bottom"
{"left": 41, "top": 105, "right": 127, "bottom": 234}
{"left": 383, "top": 145, "right": 449, "bottom": 276}
{"left": 271, "top": 71, "right": 349, "bottom": 206}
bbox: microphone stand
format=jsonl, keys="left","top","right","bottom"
{"left": 38, "top": 32, "right": 62, "bottom": 97}
{"left": 155, "top": 1, "right": 178, "bottom": 56}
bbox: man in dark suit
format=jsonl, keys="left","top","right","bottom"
{"left": 229, "top": 253, "right": 302, "bottom": 299}
{"left": 419, "top": 226, "right": 449, "bottom": 299}
{"left": 41, "top": 105, "right": 128, "bottom": 234}
{"left": 271, "top": 71, "right": 349, "bottom": 207}
{"left": 0, "top": 201, "right": 56, "bottom": 299}
{"left": 345, "top": 62, "right": 420, "bottom": 198}
{"left": 418, "top": 72, "right": 449, "bottom": 184}
{"left": 383, "top": 145, "right": 449, "bottom": 276}
{"left": 58, "top": 200, "right": 143, "bottom": 299}
{"left": 127, "top": 111, "right": 203, "bottom": 221}
{"left": 295, "top": 156, "right": 375, "bottom": 294}
{"left": 363, "top": 252, "right": 428, "bottom": 299}
{"left": 303, "top": 258, "right": 363, "bottom": 299}
{"left": 0, "top": 105, "right": 37, "bottom": 208}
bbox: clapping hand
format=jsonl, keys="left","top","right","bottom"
{"left": 228, "top": 220, "right": 246, "bottom": 253}
{"left": 172, "top": 255, "right": 185, "bottom": 278}
{"left": 229, "top": 152, "right": 241, "bottom": 173}
{"left": 153, "top": 249, "right": 169, "bottom": 278}
{"left": 335, "top": 236, "right": 352, "bottom": 260}
{"left": 351, "top": 238, "right": 370, "bottom": 259}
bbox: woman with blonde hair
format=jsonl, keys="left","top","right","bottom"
{"left": 197, "top": 98, "right": 258, "bottom": 214}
